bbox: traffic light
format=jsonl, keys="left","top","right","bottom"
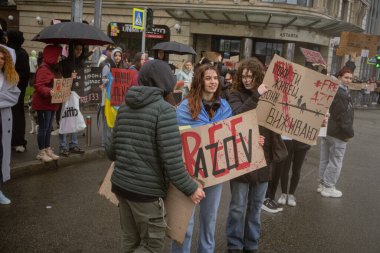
{"left": 146, "top": 8, "right": 154, "bottom": 32}
{"left": 376, "top": 55, "right": 380, "bottom": 68}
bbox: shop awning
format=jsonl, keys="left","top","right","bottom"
{"left": 165, "top": 9, "right": 363, "bottom": 36}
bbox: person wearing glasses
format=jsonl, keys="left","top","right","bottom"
{"left": 226, "top": 57, "right": 272, "bottom": 253}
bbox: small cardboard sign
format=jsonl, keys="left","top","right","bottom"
{"left": 337, "top": 32, "right": 380, "bottom": 58}
{"left": 300, "top": 47, "right": 326, "bottom": 65}
{"left": 51, "top": 78, "right": 73, "bottom": 103}
{"left": 256, "top": 54, "right": 339, "bottom": 145}
{"left": 180, "top": 110, "right": 267, "bottom": 188}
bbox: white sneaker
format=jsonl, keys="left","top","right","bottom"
{"left": 317, "top": 184, "right": 324, "bottom": 193}
{"left": 0, "top": 191, "right": 11, "bottom": 205}
{"left": 15, "top": 146, "right": 25, "bottom": 153}
{"left": 45, "top": 147, "right": 59, "bottom": 160}
{"left": 36, "top": 149, "right": 53, "bottom": 162}
{"left": 321, "top": 187, "right": 342, "bottom": 198}
{"left": 51, "top": 129, "right": 59, "bottom": 136}
{"left": 277, "top": 193, "right": 287, "bottom": 205}
{"left": 287, "top": 194, "right": 296, "bottom": 206}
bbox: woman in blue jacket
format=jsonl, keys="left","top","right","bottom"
{"left": 172, "top": 64, "right": 232, "bottom": 253}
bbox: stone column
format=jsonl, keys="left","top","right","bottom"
{"left": 240, "top": 38, "right": 253, "bottom": 59}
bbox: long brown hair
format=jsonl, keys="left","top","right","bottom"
{"left": 232, "top": 57, "right": 264, "bottom": 92}
{"left": 0, "top": 46, "right": 19, "bottom": 85}
{"left": 187, "top": 64, "right": 221, "bottom": 120}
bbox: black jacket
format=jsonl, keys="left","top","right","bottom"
{"left": 327, "top": 86, "right": 354, "bottom": 141}
{"left": 7, "top": 31, "right": 30, "bottom": 93}
{"left": 228, "top": 89, "right": 272, "bottom": 183}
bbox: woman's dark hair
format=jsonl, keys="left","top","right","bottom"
{"left": 232, "top": 57, "right": 264, "bottom": 92}
{"left": 335, "top": 67, "right": 353, "bottom": 78}
{"left": 187, "top": 64, "right": 221, "bottom": 120}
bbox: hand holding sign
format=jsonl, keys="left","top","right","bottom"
{"left": 190, "top": 187, "right": 205, "bottom": 204}
{"left": 258, "top": 83, "right": 269, "bottom": 95}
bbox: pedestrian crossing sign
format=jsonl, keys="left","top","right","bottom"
{"left": 132, "top": 8, "right": 145, "bottom": 30}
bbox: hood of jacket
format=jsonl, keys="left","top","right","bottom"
{"left": 42, "top": 45, "right": 62, "bottom": 66}
{"left": 30, "top": 50, "right": 37, "bottom": 58}
{"left": 6, "top": 30, "right": 24, "bottom": 50}
{"left": 138, "top": 60, "right": 175, "bottom": 96}
{"left": 111, "top": 47, "right": 122, "bottom": 65}
{"left": 125, "top": 86, "right": 163, "bottom": 109}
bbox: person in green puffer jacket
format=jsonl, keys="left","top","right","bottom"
{"left": 105, "top": 59, "right": 205, "bottom": 253}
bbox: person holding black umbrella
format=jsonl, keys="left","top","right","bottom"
{"left": 58, "top": 43, "right": 86, "bottom": 156}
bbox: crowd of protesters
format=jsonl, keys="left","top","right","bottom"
{"left": 0, "top": 24, "right": 374, "bottom": 252}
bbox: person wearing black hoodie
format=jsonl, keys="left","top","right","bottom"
{"left": 6, "top": 30, "right": 30, "bottom": 153}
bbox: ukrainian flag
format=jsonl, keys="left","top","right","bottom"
{"left": 104, "top": 72, "right": 119, "bottom": 128}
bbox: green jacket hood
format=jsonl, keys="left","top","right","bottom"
{"left": 125, "top": 86, "right": 163, "bottom": 108}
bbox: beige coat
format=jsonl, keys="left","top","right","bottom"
{"left": 0, "top": 73, "right": 20, "bottom": 183}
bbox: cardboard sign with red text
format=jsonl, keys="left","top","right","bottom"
{"left": 256, "top": 55, "right": 339, "bottom": 145}
{"left": 180, "top": 109, "right": 266, "bottom": 188}
{"left": 110, "top": 69, "right": 138, "bottom": 106}
{"left": 51, "top": 78, "right": 73, "bottom": 103}
{"left": 300, "top": 47, "right": 326, "bottom": 65}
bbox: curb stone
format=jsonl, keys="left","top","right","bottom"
{"left": 10, "top": 148, "right": 106, "bottom": 179}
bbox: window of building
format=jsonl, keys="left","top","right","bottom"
{"left": 261, "top": 0, "right": 313, "bottom": 7}
{"left": 255, "top": 41, "right": 284, "bottom": 66}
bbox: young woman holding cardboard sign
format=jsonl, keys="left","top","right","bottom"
{"left": 226, "top": 57, "right": 275, "bottom": 253}
{"left": 172, "top": 64, "right": 232, "bottom": 253}
{"left": 32, "top": 45, "right": 62, "bottom": 162}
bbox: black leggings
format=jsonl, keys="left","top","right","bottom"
{"left": 280, "top": 140, "right": 310, "bottom": 194}
{"left": 267, "top": 140, "right": 310, "bottom": 199}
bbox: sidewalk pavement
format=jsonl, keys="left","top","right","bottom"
{"left": 10, "top": 110, "right": 107, "bottom": 179}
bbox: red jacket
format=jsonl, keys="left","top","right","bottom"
{"left": 32, "top": 45, "right": 62, "bottom": 111}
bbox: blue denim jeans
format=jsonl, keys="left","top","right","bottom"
{"left": 59, "top": 133, "right": 78, "bottom": 151}
{"left": 101, "top": 106, "right": 111, "bottom": 147}
{"left": 319, "top": 136, "right": 347, "bottom": 187}
{"left": 226, "top": 181, "right": 268, "bottom": 251}
{"left": 37, "top": 110, "right": 54, "bottom": 150}
{"left": 171, "top": 184, "right": 223, "bottom": 253}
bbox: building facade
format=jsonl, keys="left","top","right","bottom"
{"left": 13, "top": 0, "right": 368, "bottom": 72}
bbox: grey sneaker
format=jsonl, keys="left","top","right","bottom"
{"left": 321, "top": 187, "right": 342, "bottom": 198}
{"left": 317, "top": 184, "right": 324, "bottom": 193}
{"left": 0, "top": 191, "right": 11, "bottom": 205}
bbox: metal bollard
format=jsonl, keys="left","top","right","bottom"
{"left": 86, "top": 115, "right": 92, "bottom": 146}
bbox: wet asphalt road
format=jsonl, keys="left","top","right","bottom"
{"left": 0, "top": 109, "right": 379, "bottom": 253}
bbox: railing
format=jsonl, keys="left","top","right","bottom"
{"left": 261, "top": 0, "right": 313, "bottom": 7}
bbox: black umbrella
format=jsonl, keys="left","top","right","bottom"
{"left": 151, "top": 41, "right": 196, "bottom": 55}
{"left": 32, "top": 22, "right": 114, "bottom": 45}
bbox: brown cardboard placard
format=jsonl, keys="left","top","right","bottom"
{"left": 98, "top": 163, "right": 195, "bottom": 244}
{"left": 256, "top": 54, "right": 339, "bottom": 145}
{"left": 300, "top": 47, "right": 326, "bottom": 65}
{"left": 51, "top": 78, "right": 73, "bottom": 103}
{"left": 180, "top": 109, "right": 267, "bottom": 188}
{"left": 165, "top": 183, "right": 195, "bottom": 244}
{"left": 337, "top": 32, "right": 380, "bottom": 58}
{"left": 98, "top": 162, "right": 119, "bottom": 206}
